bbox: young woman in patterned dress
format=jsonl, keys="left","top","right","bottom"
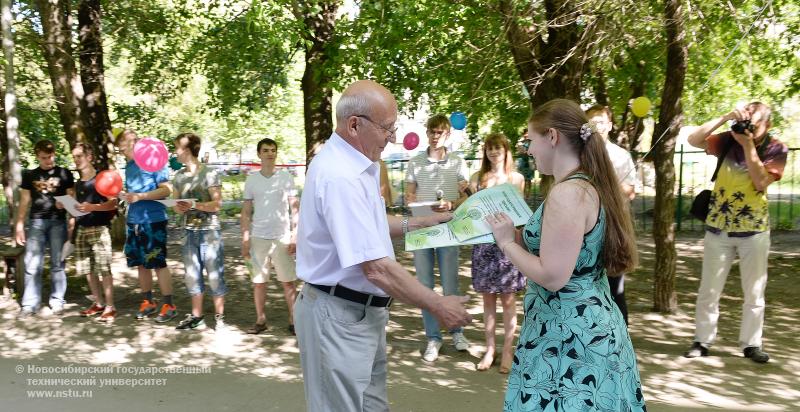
{"left": 486, "top": 99, "right": 647, "bottom": 411}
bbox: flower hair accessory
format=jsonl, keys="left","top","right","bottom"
{"left": 579, "top": 123, "right": 593, "bottom": 141}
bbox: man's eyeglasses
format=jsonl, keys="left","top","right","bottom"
{"left": 356, "top": 115, "right": 397, "bottom": 138}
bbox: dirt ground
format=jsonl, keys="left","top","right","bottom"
{"left": 1, "top": 224, "right": 798, "bottom": 411}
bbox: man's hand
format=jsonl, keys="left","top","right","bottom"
{"left": 75, "top": 202, "right": 94, "bottom": 213}
{"left": 55, "top": 201, "right": 65, "bottom": 210}
{"left": 14, "top": 221, "right": 26, "bottom": 246}
{"left": 121, "top": 192, "right": 143, "bottom": 204}
{"left": 431, "top": 295, "right": 472, "bottom": 330}
{"left": 731, "top": 128, "right": 756, "bottom": 148}
{"left": 432, "top": 201, "right": 452, "bottom": 213}
{"left": 287, "top": 242, "right": 296, "bottom": 255}
{"left": 174, "top": 200, "right": 193, "bottom": 214}
{"left": 725, "top": 107, "right": 751, "bottom": 123}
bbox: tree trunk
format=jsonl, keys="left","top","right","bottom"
{"left": 651, "top": 0, "right": 688, "bottom": 313}
{"left": 293, "top": 1, "right": 338, "bottom": 166}
{"left": 78, "top": 0, "right": 113, "bottom": 170}
{"left": 501, "top": 0, "right": 586, "bottom": 107}
{"left": 499, "top": 0, "right": 588, "bottom": 198}
{"left": 1, "top": 0, "right": 22, "bottom": 230}
{"left": 35, "top": 0, "right": 86, "bottom": 148}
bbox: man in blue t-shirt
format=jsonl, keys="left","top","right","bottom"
{"left": 115, "top": 130, "right": 177, "bottom": 323}
{"left": 15, "top": 140, "right": 74, "bottom": 318}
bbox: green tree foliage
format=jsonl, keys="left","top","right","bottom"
{"left": 6, "top": 0, "right": 799, "bottom": 164}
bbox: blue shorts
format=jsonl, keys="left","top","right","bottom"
{"left": 182, "top": 229, "right": 226, "bottom": 296}
{"left": 124, "top": 220, "right": 168, "bottom": 269}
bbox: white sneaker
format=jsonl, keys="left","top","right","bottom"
{"left": 214, "top": 314, "right": 226, "bottom": 331}
{"left": 422, "top": 339, "right": 443, "bottom": 362}
{"left": 452, "top": 332, "right": 470, "bottom": 351}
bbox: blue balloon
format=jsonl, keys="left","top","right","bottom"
{"left": 450, "top": 112, "right": 467, "bottom": 130}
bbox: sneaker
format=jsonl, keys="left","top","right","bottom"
{"left": 98, "top": 308, "right": 117, "bottom": 323}
{"left": 17, "top": 307, "right": 36, "bottom": 320}
{"left": 50, "top": 305, "right": 64, "bottom": 316}
{"left": 136, "top": 300, "right": 158, "bottom": 320}
{"left": 154, "top": 304, "right": 177, "bottom": 323}
{"left": 176, "top": 314, "right": 206, "bottom": 330}
{"left": 452, "top": 332, "right": 470, "bottom": 351}
{"left": 80, "top": 303, "right": 106, "bottom": 317}
{"left": 422, "top": 339, "right": 443, "bottom": 362}
{"left": 214, "top": 314, "right": 226, "bottom": 331}
{"left": 743, "top": 347, "right": 770, "bottom": 363}
{"left": 684, "top": 342, "right": 709, "bottom": 358}
{"left": 288, "top": 324, "right": 296, "bottom": 336}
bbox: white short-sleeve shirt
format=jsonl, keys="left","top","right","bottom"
{"left": 243, "top": 169, "right": 297, "bottom": 240}
{"left": 404, "top": 151, "right": 468, "bottom": 202}
{"left": 296, "top": 133, "right": 394, "bottom": 296}
{"left": 605, "top": 140, "right": 638, "bottom": 189}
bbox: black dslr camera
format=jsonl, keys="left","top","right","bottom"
{"left": 731, "top": 120, "right": 755, "bottom": 134}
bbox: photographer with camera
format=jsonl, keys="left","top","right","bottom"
{"left": 684, "top": 102, "right": 788, "bottom": 364}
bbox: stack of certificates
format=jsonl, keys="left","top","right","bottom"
{"left": 404, "top": 184, "right": 533, "bottom": 251}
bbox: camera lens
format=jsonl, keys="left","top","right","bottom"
{"left": 731, "top": 120, "right": 752, "bottom": 134}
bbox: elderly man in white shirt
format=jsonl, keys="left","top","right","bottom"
{"left": 294, "top": 80, "right": 472, "bottom": 411}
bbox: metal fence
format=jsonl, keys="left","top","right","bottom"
{"left": 1, "top": 148, "right": 797, "bottom": 231}
{"left": 384, "top": 146, "right": 800, "bottom": 232}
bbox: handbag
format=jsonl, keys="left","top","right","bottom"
{"left": 689, "top": 189, "right": 714, "bottom": 221}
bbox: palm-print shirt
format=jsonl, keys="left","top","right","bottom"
{"left": 705, "top": 132, "right": 788, "bottom": 233}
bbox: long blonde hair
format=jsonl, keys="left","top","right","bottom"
{"left": 478, "top": 133, "right": 514, "bottom": 188}
{"left": 529, "top": 99, "right": 638, "bottom": 275}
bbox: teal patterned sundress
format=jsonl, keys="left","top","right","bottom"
{"left": 504, "top": 174, "right": 646, "bottom": 411}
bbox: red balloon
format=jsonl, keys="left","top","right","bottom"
{"left": 95, "top": 170, "right": 123, "bottom": 198}
{"left": 403, "top": 132, "right": 420, "bottom": 150}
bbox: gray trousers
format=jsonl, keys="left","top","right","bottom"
{"left": 294, "top": 284, "right": 390, "bottom": 412}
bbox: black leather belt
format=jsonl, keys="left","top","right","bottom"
{"left": 308, "top": 283, "right": 393, "bottom": 308}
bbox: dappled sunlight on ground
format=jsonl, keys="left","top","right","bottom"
{"left": 0, "top": 226, "right": 798, "bottom": 410}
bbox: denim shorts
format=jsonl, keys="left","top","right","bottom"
{"left": 124, "top": 220, "right": 168, "bottom": 269}
{"left": 182, "top": 229, "right": 226, "bottom": 296}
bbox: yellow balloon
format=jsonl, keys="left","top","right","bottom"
{"left": 631, "top": 96, "right": 651, "bottom": 117}
{"left": 111, "top": 127, "right": 125, "bottom": 138}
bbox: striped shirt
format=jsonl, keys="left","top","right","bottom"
{"left": 405, "top": 150, "right": 468, "bottom": 202}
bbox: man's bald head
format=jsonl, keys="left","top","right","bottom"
{"left": 335, "top": 80, "right": 398, "bottom": 162}
{"left": 336, "top": 80, "right": 397, "bottom": 123}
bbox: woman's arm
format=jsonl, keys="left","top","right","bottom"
{"left": 488, "top": 181, "right": 597, "bottom": 292}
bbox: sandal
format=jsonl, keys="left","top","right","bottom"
{"left": 246, "top": 322, "right": 268, "bottom": 335}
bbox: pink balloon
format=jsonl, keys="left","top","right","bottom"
{"left": 403, "top": 132, "right": 420, "bottom": 150}
{"left": 133, "top": 137, "right": 169, "bottom": 172}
